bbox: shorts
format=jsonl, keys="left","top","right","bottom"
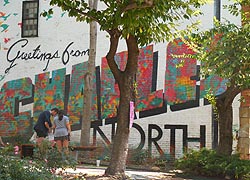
{"left": 54, "top": 135, "right": 70, "bottom": 141}
{"left": 35, "top": 129, "right": 47, "bottom": 138}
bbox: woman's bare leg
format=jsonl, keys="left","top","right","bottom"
{"left": 56, "top": 140, "right": 63, "bottom": 152}
{"left": 62, "top": 139, "right": 69, "bottom": 154}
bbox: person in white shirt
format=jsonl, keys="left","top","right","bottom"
{"left": 53, "top": 110, "right": 71, "bottom": 154}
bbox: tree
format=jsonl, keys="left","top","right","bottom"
{"left": 81, "top": 0, "right": 98, "bottom": 147}
{"left": 185, "top": 0, "right": 250, "bottom": 156}
{"left": 48, "top": 0, "right": 208, "bottom": 176}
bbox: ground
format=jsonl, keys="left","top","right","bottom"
{"left": 57, "top": 163, "right": 224, "bottom": 180}
{"left": 57, "top": 153, "right": 224, "bottom": 180}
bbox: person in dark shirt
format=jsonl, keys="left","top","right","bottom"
{"left": 34, "top": 108, "right": 59, "bottom": 144}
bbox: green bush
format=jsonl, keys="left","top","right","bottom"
{"left": 0, "top": 139, "right": 77, "bottom": 180}
{"left": 33, "top": 139, "right": 77, "bottom": 170}
{"left": 153, "top": 154, "right": 170, "bottom": 169}
{"left": 3, "top": 134, "right": 31, "bottom": 146}
{"left": 129, "top": 148, "right": 149, "bottom": 165}
{"left": 0, "top": 154, "right": 61, "bottom": 180}
{"left": 175, "top": 148, "right": 250, "bottom": 180}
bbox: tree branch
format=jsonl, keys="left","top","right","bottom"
{"left": 103, "top": 1, "right": 110, "bottom": 7}
{"left": 125, "top": 35, "right": 139, "bottom": 74}
{"left": 106, "top": 29, "right": 122, "bottom": 80}
{"left": 217, "top": 85, "right": 241, "bottom": 108}
{"left": 122, "top": 0, "right": 154, "bottom": 13}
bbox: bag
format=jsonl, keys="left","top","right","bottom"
{"left": 48, "top": 132, "right": 54, "bottom": 141}
{"left": 29, "top": 132, "right": 37, "bottom": 143}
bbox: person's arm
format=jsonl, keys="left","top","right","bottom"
{"left": 65, "top": 117, "right": 71, "bottom": 134}
{"left": 66, "top": 123, "right": 71, "bottom": 134}
{"left": 52, "top": 123, "right": 55, "bottom": 129}
{"left": 45, "top": 121, "right": 52, "bottom": 133}
{"left": 44, "top": 111, "right": 52, "bottom": 132}
{"left": 52, "top": 123, "right": 56, "bottom": 133}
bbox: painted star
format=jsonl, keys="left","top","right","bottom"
{"left": 4, "top": 38, "right": 11, "bottom": 43}
{"left": 0, "top": 24, "right": 9, "bottom": 32}
{"left": 0, "top": 12, "right": 5, "bottom": 17}
{"left": 61, "top": 12, "right": 66, "bottom": 17}
{"left": 1, "top": 14, "right": 11, "bottom": 21}
{"left": 3, "top": 0, "right": 10, "bottom": 6}
{"left": 46, "top": 14, "right": 53, "bottom": 20}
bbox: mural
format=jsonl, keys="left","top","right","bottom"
{"left": 67, "top": 61, "right": 98, "bottom": 125}
{"left": 0, "top": 39, "right": 227, "bottom": 136}
{"left": 33, "top": 69, "right": 66, "bottom": 121}
{"left": 165, "top": 38, "right": 197, "bottom": 105}
{"left": 4, "top": 39, "right": 89, "bottom": 74}
{"left": 0, "top": 1, "right": 231, "bottom": 157}
{"left": 0, "top": 78, "right": 32, "bottom": 135}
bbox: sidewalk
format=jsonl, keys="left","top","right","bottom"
{"left": 60, "top": 165, "right": 223, "bottom": 180}
{"left": 61, "top": 165, "right": 175, "bottom": 179}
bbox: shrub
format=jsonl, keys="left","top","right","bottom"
{"left": 3, "top": 134, "right": 31, "bottom": 146}
{"left": 33, "top": 139, "right": 77, "bottom": 170}
{"left": 153, "top": 154, "right": 169, "bottom": 169}
{"left": 0, "top": 139, "right": 77, "bottom": 180}
{"left": 128, "top": 148, "right": 149, "bottom": 165}
{"left": 175, "top": 148, "right": 250, "bottom": 180}
{"left": 0, "top": 153, "right": 61, "bottom": 180}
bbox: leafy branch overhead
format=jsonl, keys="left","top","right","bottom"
{"left": 45, "top": 0, "right": 207, "bottom": 46}
{"left": 188, "top": 19, "right": 250, "bottom": 90}
{"left": 179, "top": 2, "right": 250, "bottom": 156}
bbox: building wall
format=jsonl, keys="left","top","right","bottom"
{"left": 0, "top": 1, "right": 241, "bottom": 157}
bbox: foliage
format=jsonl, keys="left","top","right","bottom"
{"left": 186, "top": 18, "right": 250, "bottom": 91}
{"left": 127, "top": 148, "right": 170, "bottom": 169}
{"left": 0, "top": 146, "right": 61, "bottom": 180}
{"left": 96, "top": 142, "right": 112, "bottom": 161}
{"left": 33, "top": 139, "right": 77, "bottom": 171}
{"left": 176, "top": 2, "right": 249, "bottom": 155}
{"left": 204, "top": 89, "right": 219, "bottom": 116}
{"left": 152, "top": 154, "right": 170, "bottom": 168}
{"left": 175, "top": 148, "right": 250, "bottom": 180}
{"left": 3, "top": 134, "right": 31, "bottom": 146}
{"left": 0, "top": 139, "right": 79, "bottom": 179}
{"left": 224, "top": 0, "right": 250, "bottom": 22}
{"left": 128, "top": 148, "right": 149, "bottom": 165}
{"left": 153, "top": 158, "right": 168, "bottom": 168}
{"left": 0, "top": 144, "right": 15, "bottom": 156}
{"left": 46, "top": 0, "right": 209, "bottom": 47}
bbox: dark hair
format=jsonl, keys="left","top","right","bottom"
{"left": 51, "top": 108, "right": 59, "bottom": 113}
{"left": 58, "top": 110, "right": 64, "bottom": 121}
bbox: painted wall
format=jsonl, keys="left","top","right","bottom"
{"left": 0, "top": 0, "right": 241, "bottom": 157}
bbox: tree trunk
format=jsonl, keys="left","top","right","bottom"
{"left": 216, "top": 100, "right": 233, "bottom": 155}
{"left": 105, "top": 76, "right": 133, "bottom": 176}
{"left": 80, "top": 0, "right": 98, "bottom": 146}
{"left": 216, "top": 86, "right": 240, "bottom": 155}
{"left": 105, "top": 33, "right": 139, "bottom": 176}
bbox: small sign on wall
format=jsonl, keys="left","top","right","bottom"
{"left": 129, "top": 101, "right": 134, "bottom": 128}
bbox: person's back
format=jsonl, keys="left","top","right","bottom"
{"left": 34, "top": 108, "right": 58, "bottom": 146}
{"left": 54, "top": 115, "right": 69, "bottom": 138}
{"left": 34, "top": 110, "right": 51, "bottom": 137}
{"left": 53, "top": 110, "right": 71, "bottom": 153}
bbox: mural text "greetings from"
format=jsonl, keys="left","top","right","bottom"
{"left": 5, "top": 39, "right": 89, "bottom": 73}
